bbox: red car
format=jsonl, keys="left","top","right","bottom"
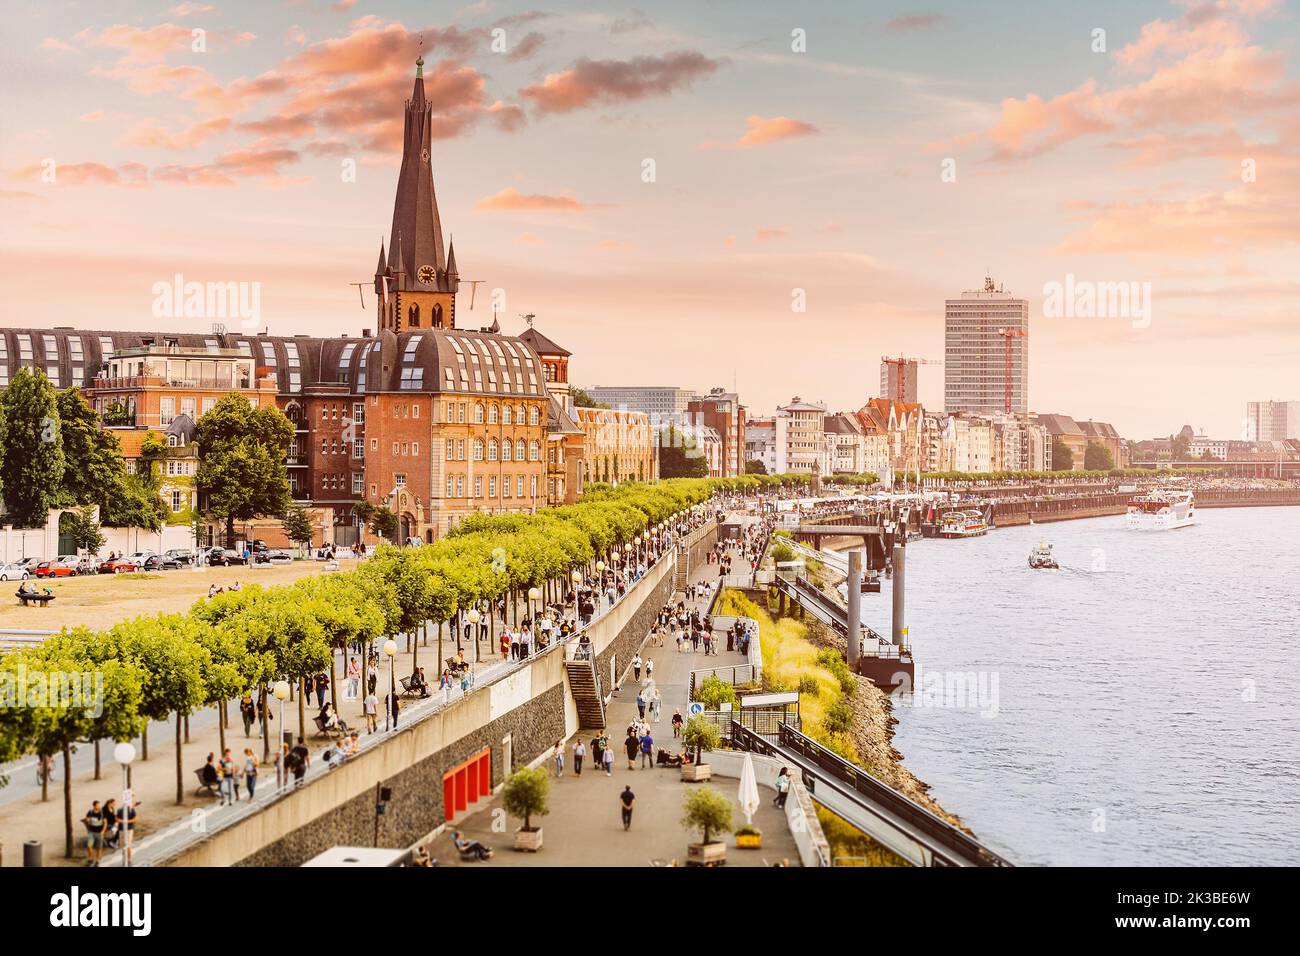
{"left": 98, "top": 557, "right": 141, "bottom": 574}
{"left": 34, "top": 559, "right": 77, "bottom": 578}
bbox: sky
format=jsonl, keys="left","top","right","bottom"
{"left": 1, "top": 0, "right": 1297, "bottom": 439}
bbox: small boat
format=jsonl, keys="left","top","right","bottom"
{"left": 1028, "top": 541, "right": 1058, "bottom": 570}
{"left": 939, "top": 510, "right": 989, "bottom": 538}
{"left": 860, "top": 570, "right": 882, "bottom": 593}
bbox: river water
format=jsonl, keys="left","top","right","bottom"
{"left": 855, "top": 506, "right": 1300, "bottom": 865}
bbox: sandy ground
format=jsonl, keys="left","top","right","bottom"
{"left": 0, "top": 559, "right": 361, "bottom": 633}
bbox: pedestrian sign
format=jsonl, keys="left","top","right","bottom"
{"left": 688, "top": 702, "right": 704, "bottom": 717}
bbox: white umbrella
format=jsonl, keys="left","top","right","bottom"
{"left": 738, "top": 752, "right": 760, "bottom": 825}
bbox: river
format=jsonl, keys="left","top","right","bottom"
{"left": 855, "top": 506, "right": 1300, "bottom": 866}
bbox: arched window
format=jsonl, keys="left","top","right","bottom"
{"left": 502, "top": 405, "right": 513, "bottom": 425}
{"left": 501, "top": 440, "right": 512, "bottom": 461}
{"left": 488, "top": 438, "right": 498, "bottom": 461}
{"left": 488, "top": 404, "right": 499, "bottom": 424}
{"left": 408, "top": 304, "right": 420, "bottom": 327}
{"left": 529, "top": 405, "right": 540, "bottom": 426}
{"left": 474, "top": 403, "right": 485, "bottom": 424}
{"left": 515, "top": 439, "right": 526, "bottom": 461}
{"left": 529, "top": 440, "right": 540, "bottom": 461}
{"left": 473, "top": 439, "right": 485, "bottom": 461}
{"left": 433, "top": 303, "right": 444, "bottom": 328}
{"left": 516, "top": 404, "right": 526, "bottom": 424}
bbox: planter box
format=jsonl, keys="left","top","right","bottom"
{"left": 681, "top": 762, "right": 712, "bottom": 782}
{"left": 687, "top": 841, "right": 727, "bottom": 866}
{"left": 514, "top": 827, "right": 543, "bottom": 852}
{"left": 735, "top": 832, "right": 763, "bottom": 849}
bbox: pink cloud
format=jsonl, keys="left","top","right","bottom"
{"left": 756, "top": 228, "right": 787, "bottom": 242}
{"left": 120, "top": 116, "right": 232, "bottom": 150}
{"left": 520, "top": 51, "right": 721, "bottom": 114}
{"left": 700, "top": 115, "right": 820, "bottom": 150}
{"left": 475, "top": 187, "right": 592, "bottom": 212}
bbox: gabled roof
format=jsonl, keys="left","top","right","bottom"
{"left": 1035, "top": 413, "right": 1084, "bottom": 436}
{"left": 546, "top": 395, "right": 583, "bottom": 435}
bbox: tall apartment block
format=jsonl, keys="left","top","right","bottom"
{"left": 944, "top": 276, "right": 1029, "bottom": 416}
{"left": 1245, "top": 401, "right": 1300, "bottom": 441}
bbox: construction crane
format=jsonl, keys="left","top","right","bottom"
{"left": 995, "top": 328, "right": 1027, "bottom": 414}
{"left": 880, "top": 355, "right": 941, "bottom": 403}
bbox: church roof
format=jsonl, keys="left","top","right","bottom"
{"left": 388, "top": 59, "right": 449, "bottom": 292}
{"left": 517, "top": 326, "right": 571, "bottom": 357}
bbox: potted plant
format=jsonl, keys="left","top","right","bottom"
{"left": 680, "top": 716, "right": 720, "bottom": 782}
{"left": 735, "top": 824, "right": 762, "bottom": 849}
{"left": 682, "top": 786, "right": 733, "bottom": 866}
{"left": 502, "top": 766, "right": 550, "bottom": 851}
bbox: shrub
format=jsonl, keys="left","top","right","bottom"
{"left": 681, "top": 786, "right": 733, "bottom": 845}
{"left": 798, "top": 675, "right": 820, "bottom": 697}
{"left": 502, "top": 766, "right": 550, "bottom": 831}
{"left": 696, "top": 673, "right": 738, "bottom": 710}
{"left": 681, "top": 716, "right": 721, "bottom": 764}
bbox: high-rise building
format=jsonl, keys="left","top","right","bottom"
{"left": 880, "top": 359, "right": 918, "bottom": 403}
{"left": 944, "top": 276, "right": 1029, "bottom": 416}
{"left": 685, "top": 388, "right": 746, "bottom": 476}
{"left": 1246, "top": 401, "right": 1300, "bottom": 441}
{"left": 584, "top": 386, "right": 696, "bottom": 424}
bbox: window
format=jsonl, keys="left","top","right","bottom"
{"left": 401, "top": 442, "right": 408, "bottom": 456}
{"left": 515, "top": 404, "right": 525, "bottom": 424}
{"left": 456, "top": 476, "right": 464, "bottom": 497}
{"left": 487, "top": 439, "right": 498, "bottom": 461}
{"left": 473, "top": 439, "right": 484, "bottom": 461}
{"left": 446, "top": 477, "right": 455, "bottom": 497}
{"left": 412, "top": 442, "right": 419, "bottom": 457}
{"left": 160, "top": 397, "right": 175, "bottom": 426}
{"left": 504, "top": 478, "right": 512, "bottom": 498}
{"left": 412, "top": 403, "right": 420, "bottom": 419}
{"left": 172, "top": 491, "right": 185, "bottom": 513}
{"left": 394, "top": 473, "right": 407, "bottom": 487}
{"left": 446, "top": 438, "right": 455, "bottom": 460}
{"left": 202, "top": 397, "right": 216, "bottom": 416}
{"left": 529, "top": 405, "right": 541, "bottom": 425}
{"left": 370, "top": 438, "right": 378, "bottom": 451}
{"left": 517, "top": 475, "right": 524, "bottom": 497}
{"left": 181, "top": 397, "right": 195, "bottom": 420}
{"left": 488, "top": 404, "right": 499, "bottom": 424}
{"left": 474, "top": 476, "right": 483, "bottom": 497}
{"left": 458, "top": 403, "right": 466, "bottom": 423}
{"left": 530, "top": 476, "right": 538, "bottom": 499}
{"left": 352, "top": 402, "right": 365, "bottom": 425}
{"left": 489, "top": 476, "right": 497, "bottom": 497}
{"left": 529, "top": 440, "right": 540, "bottom": 461}
{"left": 353, "top": 473, "right": 364, "bottom": 494}
{"left": 502, "top": 440, "right": 512, "bottom": 462}
{"left": 353, "top": 440, "right": 363, "bottom": 459}
{"left": 456, "top": 439, "right": 465, "bottom": 460}
{"left": 392, "top": 442, "right": 399, "bottom": 456}
{"left": 474, "top": 404, "right": 485, "bottom": 423}
{"left": 502, "top": 405, "right": 512, "bottom": 425}
{"left": 167, "top": 435, "right": 178, "bottom": 448}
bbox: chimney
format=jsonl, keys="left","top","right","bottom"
{"left": 361, "top": 328, "right": 372, "bottom": 338}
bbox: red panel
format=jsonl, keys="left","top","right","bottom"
{"left": 455, "top": 769, "right": 467, "bottom": 813}
{"left": 443, "top": 776, "right": 455, "bottom": 823}
{"left": 479, "top": 753, "right": 491, "bottom": 796}
{"left": 467, "top": 760, "right": 478, "bottom": 804}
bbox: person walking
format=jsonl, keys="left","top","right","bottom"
{"left": 671, "top": 708, "right": 684, "bottom": 738}
{"left": 82, "top": 800, "right": 106, "bottom": 867}
{"left": 639, "top": 730, "right": 654, "bottom": 768}
{"left": 553, "top": 739, "right": 565, "bottom": 777}
{"left": 364, "top": 689, "right": 379, "bottom": 734}
{"left": 239, "top": 693, "right": 256, "bottom": 737}
{"left": 651, "top": 688, "right": 662, "bottom": 723}
{"left": 243, "top": 747, "right": 259, "bottom": 801}
{"left": 218, "top": 748, "right": 237, "bottom": 806}
{"left": 644, "top": 658, "right": 654, "bottom": 684}
{"left": 573, "top": 739, "right": 586, "bottom": 776}
{"left": 624, "top": 731, "right": 639, "bottom": 770}
{"left": 346, "top": 655, "right": 361, "bottom": 700}
{"left": 619, "top": 785, "right": 635, "bottom": 830}
{"left": 774, "top": 767, "right": 791, "bottom": 809}
{"left": 631, "top": 653, "right": 642, "bottom": 683}
{"left": 602, "top": 744, "right": 615, "bottom": 776}
{"left": 290, "top": 737, "right": 310, "bottom": 788}
{"left": 636, "top": 687, "right": 647, "bottom": 720}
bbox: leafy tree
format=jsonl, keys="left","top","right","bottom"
{"left": 63, "top": 505, "right": 106, "bottom": 553}
{"left": 281, "top": 503, "right": 315, "bottom": 550}
{"left": 106, "top": 471, "right": 166, "bottom": 531}
{"left": 352, "top": 500, "right": 376, "bottom": 544}
{"left": 681, "top": 786, "right": 733, "bottom": 845}
{"left": 54, "top": 388, "right": 130, "bottom": 511}
{"left": 195, "top": 395, "right": 294, "bottom": 547}
{"left": 681, "top": 716, "right": 721, "bottom": 765}
{"left": 1050, "top": 438, "right": 1074, "bottom": 471}
{"left": 659, "top": 426, "right": 709, "bottom": 479}
{"left": 0, "top": 367, "right": 65, "bottom": 527}
{"left": 1084, "top": 441, "right": 1115, "bottom": 471}
{"left": 502, "top": 766, "right": 550, "bottom": 831}
{"left": 696, "top": 673, "right": 738, "bottom": 710}
{"left": 744, "top": 459, "right": 767, "bottom": 475}
{"left": 369, "top": 506, "right": 399, "bottom": 541}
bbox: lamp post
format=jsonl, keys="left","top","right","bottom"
{"left": 595, "top": 561, "right": 605, "bottom": 591}
{"left": 528, "top": 585, "right": 541, "bottom": 623}
{"left": 273, "top": 680, "right": 290, "bottom": 774}
{"left": 571, "top": 569, "right": 582, "bottom": 627}
{"left": 383, "top": 639, "right": 397, "bottom": 731}
{"left": 113, "top": 742, "right": 135, "bottom": 867}
{"left": 467, "top": 608, "right": 481, "bottom": 663}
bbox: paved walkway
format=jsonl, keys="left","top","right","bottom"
{"left": 428, "top": 543, "right": 801, "bottom": 867}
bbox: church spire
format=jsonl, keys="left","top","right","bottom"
{"left": 388, "top": 55, "right": 445, "bottom": 289}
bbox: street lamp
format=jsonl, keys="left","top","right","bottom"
{"left": 570, "top": 569, "right": 582, "bottom": 626}
{"left": 113, "top": 742, "right": 135, "bottom": 867}
{"left": 273, "top": 680, "right": 290, "bottom": 772}
{"left": 595, "top": 561, "right": 605, "bottom": 590}
{"left": 383, "top": 639, "right": 397, "bottom": 730}
{"left": 528, "top": 585, "right": 541, "bottom": 623}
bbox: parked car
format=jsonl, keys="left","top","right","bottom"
{"left": 0, "top": 562, "right": 30, "bottom": 581}
{"left": 143, "top": 554, "right": 182, "bottom": 571}
{"left": 17, "top": 557, "right": 42, "bottom": 572}
{"left": 35, "top": 559, "right": 77, "bottom": 578}
{"left": 126, "top": 551, "right": 156, "bottom": 566}
{"left": 164, "top": 548, "right": 195, "bottom": 566}
{"left": 203, "top": 547, "right": 246, "bottom": 567}
{"left": 258, "top": 549, "right": 293, "bottom": 565}
{"left": 99, "top": 556, "right": 141, "bottom": 573}
{"left": 250, "top": 540, "right": 269, "bottom": 554}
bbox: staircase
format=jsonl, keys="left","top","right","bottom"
{"left": 565, "top": 658, "right": 606, "bottom": 730}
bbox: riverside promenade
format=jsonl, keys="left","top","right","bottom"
{"left": 428, "top": 550, "right": 800, "bottom": 867}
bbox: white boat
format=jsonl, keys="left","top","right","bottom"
{"left": 1028, "top": 541, "right": 1058, "bottom": 569}
{"left": 1125, "top": 488, "right": 1195, "bottom": 530}
{"left": 939, "top": 509, "right": 989, "bottom": 538}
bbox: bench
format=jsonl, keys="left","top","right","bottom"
{"left": 312, "top": 715, "right": 344, "bottom": 740}
{"left": 16, "top": 591, "right": 55, "bottom": 607}
{"left": 193, "top": 768, "right": 219, "bottom": 797}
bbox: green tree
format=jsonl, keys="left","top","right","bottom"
{"left": 0, "top": 367, "right": 66, "bottom": 527}
{"left": 696, "top": 673, "right": 738, "bottom": 710}
{"left": 54, "top": 388, "right": 131, "bottom": 511}
{"left": 281, "top": 503, "right": 314, "bottom": 551}
{"left": 568, "top": 386, "right": 608, "bottom": 408}
{"left": 63, "top": 505, "right": 107, "bottom": 553}
{"left": 659, "top": 426, "right": 709, "bottom": 478}
{"left": 681, "top": 716, "right": 721, "bottom": 765}
{"left": 1050, "top": 438, "right": 1074, "bottom": 471}
{"left": 744, "top": 459, "right": 767, "bottom": 475}
{"left": 502, "top": 766, "right": 550, "bottom": 831}
{"left": 106, "top": 471, "right": 167, "bottom": 531}
{"left": 369, "top": 506, "right": 399, "bottom": 541}
{"left": 681, "top": 786, "right": 733, "bottom": 845}
{"left": 352, "top": 500, "right": 376, "bottom": 545}
{"left": 1084, "top": 441, "right": 1115, "bottom": 471}
{"left": 194, "top": 395, "right": 294, "bottom": 547}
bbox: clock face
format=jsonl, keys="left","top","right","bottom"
{"left": 417, "top": 265, "right": 436, "bottom": 283}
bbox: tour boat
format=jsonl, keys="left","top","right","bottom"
{"left": 1028, "top": 541, "right": 1058, "bottom": 569}
{"left": 1125, "top": 488, "right": 1195, "bottom": 530}
{"left": 939, "top": 510, "right": 989, "bottom": 538}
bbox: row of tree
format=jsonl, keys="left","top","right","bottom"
{"left": 0, "top": 472, "right": 811, "bottom": 858}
